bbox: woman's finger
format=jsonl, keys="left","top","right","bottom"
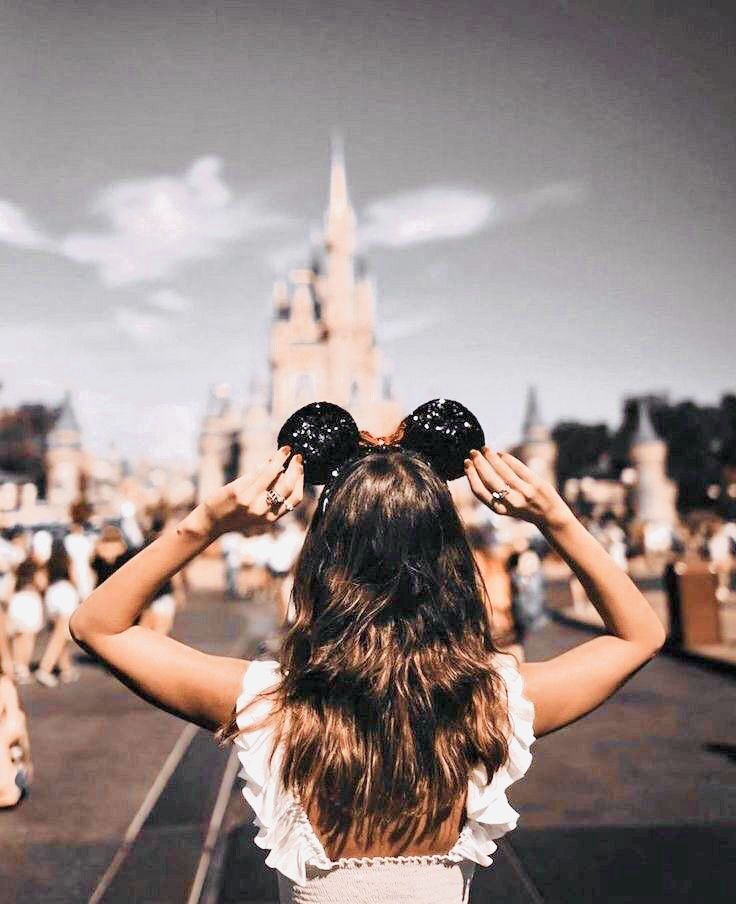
{"left": 275, "top": 462, "right": 305, "bottom": 518}
{"left": 246, "top": 446, "right": 292, "bottom": 499}
{"left": 469, "top": 449, "right": 512, "bottom": 493}
{"left": 481, "top": 447, "right": 534, "bottom": 497}
{"left": 268, "top": 454, "right": 303, "bottom": 502}
{"left": 498, "top": 451, "right": 538, "bottom": 484}
{"left": 464, "top": 460, "right": 494, "bottom": 505}
{"left": 465, "top": 461, "right": 511, "bottom": 515}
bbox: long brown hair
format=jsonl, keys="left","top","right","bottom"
{"left": 220, "top": 449, "right": 511, "bottom": 853}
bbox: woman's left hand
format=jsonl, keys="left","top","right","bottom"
{"left": 182, "top": 446, "right": 304, "bottom": 539}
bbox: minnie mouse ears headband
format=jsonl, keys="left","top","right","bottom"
{"left": 276, "top": 398, "right": 485, "bottom": 485}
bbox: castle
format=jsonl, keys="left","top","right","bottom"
{"left": 196, "top": 141, "right": 403, "bottom": 500}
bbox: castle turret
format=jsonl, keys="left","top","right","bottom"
{"left": 517, "top": 386, "right": 557, "bottom": 487}
{"left": 196, "top": 384, "right": 236, "bottom": 503}
{"left": 238, "top": 376, "right": 274, "bottom": 478}
{"left": 629, "top": 398, "right": 677, "bottom": 526}
{"left": 46, "top": 392, "right": 85, "bottom": 513}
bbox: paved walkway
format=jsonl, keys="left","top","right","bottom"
{"left": 0, "top": 587, "right": 271, "bottom": 903}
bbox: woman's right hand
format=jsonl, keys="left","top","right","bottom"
{"left": 464, "top": 446, "right": 574, "bottom": 532}
{"left": 180, "top": 447, "right": 304, "bottom": 539}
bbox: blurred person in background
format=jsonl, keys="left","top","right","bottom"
{"left": 266, "top": 517, "right": 306, "bottom": 627}
{"left": 31, "top": 529, "right": 53, "bottom": 571}
{"left": 0, "top": 665, "right": 32, "bottom": 808}
{"left": 120, "top": 500, "right": 144, "bottom": 549}
{"left": 706, "top": 519, "right": 734, "bottom": 601}
{"left": 0, "top": 534, "right": 22, "bottom": 675}
{"left": 35, "top": 538, "right": 81, "bottom": 687}
{"left": 138, "top": 519, "right": 186, "bottom": 636}
{"left": 91, "top": 525, "right": 133, "bottom": 588}
{"left": 465, "top": 526, "right": 522, "bottom": 661}
{"left": 64, "top": 517, "right": 96, "bottom": 601}
{"left": 6, "top": 559, "right": 45, "bottom": 684}
{"left": 508, "top": 544, "right": 548, "bottom": 647}
{"left": 239, "top": 531, "right": 272, "bottom": 601}
{"left": 600, "top": 513, "right": 629, "bottom": 573}
{"left": 221, "top": 531, "right": 243, "bottom": 600}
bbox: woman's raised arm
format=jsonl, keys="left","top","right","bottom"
{"left": 465, "top": 447, "right": 666, "bottom": 738}
{"left": 70, "top": 447, "right": 303, "bottom": 731}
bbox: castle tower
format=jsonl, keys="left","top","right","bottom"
{"left": 323, "top": 136, "right": 364, "bottom": 409}
{"left": 196, "top": 384, "right": 238, "bottom": 503}
{"left": 629, "top": 398, "right": 677, "bottom": 526}
{"left": 238, "top": 376, "right": 274, "bottom": 478}
{"left": 517, "top": 386, "right": 557, "bottom": 487}
{"left": 199, "top": 138, "right": 400, "bottom": 486}
{"left": 46, "top": 391, "right": 84, "bottom": 512}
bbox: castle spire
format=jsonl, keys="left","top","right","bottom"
{"left": 522, "top": 385, "right": 545, "bottom": 442}
{"left": 328, "top": 131, "right": 350, "bottom": 214}
{"left": 324, "top": 131, "right": 356, "bottom": 257}
{"left": 631, "top": 397, "right": 659, "bottom": 446}
{"left": 55, "top": 390, "right": 81, "bottom": 434}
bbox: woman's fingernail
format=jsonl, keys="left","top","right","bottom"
{"left": 279, "top": 445, "right": 291, "bottom": 456}
{"left": 482, "top": 445, "right": 490, "bottom": 454}
{"left": 296, "top": 453, "right": 304, "bottom": 465}
{"left": 470, "top": 449, "right": 480, "bottom": 458}
{"left": 464, "top": 458, "right": 471, "bottom": 469}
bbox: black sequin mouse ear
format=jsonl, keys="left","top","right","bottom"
{"left": 399, "top": 398, "right": 485, "bottom": 481}
{"left": 277, "top": 401, "right": 360, "bottom": 485}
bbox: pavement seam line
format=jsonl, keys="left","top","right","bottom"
{"left": 87, "top": 721, "right": 199, "bottom": 904}
{"left": 186, "top": 748, "right": 241, "bottom": 904}
{"left": 87, "top": 611, "right": 253, "bottom": 904}
{"left": 503, "top": 839, "right": 546, "bottom": 903}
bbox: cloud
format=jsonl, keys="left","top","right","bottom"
{"left": 357, "top": 180, "right": 586, "bottom": 252}
{"left": 500, "top": 180, "right": 586, "bottom": 221}
{"left": 0, "top": 199, "right": 49, "bottom": 250}
{"left": 265, "top": 237, "right": 311, "bottom": 274}
{"left": 113, "top": 306, "right": 169, "bottom": 344}
{"left": 58, "top": 156, "right": 286, "bottom": 286}
{"left": 377, "top": 309, "right": 449, "bottom": 343}
{"left": 146, "top": 288, "right": 192, "bottom": 313}
{"left": 361, "top": 187, "right": 494, "bottom": 249}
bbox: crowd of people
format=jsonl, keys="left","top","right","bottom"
{"left": 0, "top": 507, "right": 186, "bottom": 808}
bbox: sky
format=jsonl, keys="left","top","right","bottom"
{"left": 0, "top": 0, "right": 734, "bottom": 464}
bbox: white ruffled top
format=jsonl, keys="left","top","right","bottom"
{"left": 233, "top": 654, "right": 535, "bottom": 895}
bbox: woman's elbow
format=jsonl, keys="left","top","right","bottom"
{"left": 68, "top": 609, "right": 88, "bottom": 646}
{"left": 641, "top": 624, "right": 667, "bottom": 660}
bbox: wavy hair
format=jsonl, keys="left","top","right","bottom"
{"left": 220, "top": 449, "right": 511, "bottom": 854}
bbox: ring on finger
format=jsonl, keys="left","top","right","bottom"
{"left": 266, "top": 489, "right": 285, "bottom": 510}
{"left": 490, "top": 486, "right": 511, "bottom": 503}
{"left": 283, "top": 500, "right": 294, "bottom": 513}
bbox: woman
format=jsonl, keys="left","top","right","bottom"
{"left": 0, "top": 668, "right": 32, "bottom": 808}
{"left": 91, "top": 524, "right": 132, "bottom": 586}
{"left": 35, "top": 538, "right": 81, "bottom": 687}
{"left": 138, "top": 520, "right": 186, "bottom": 636}
{"left": 6, "top": 558, "right": 45, "bottom": 684}
{"left": 70, "top": 400, "right": 665, "bottom": 903}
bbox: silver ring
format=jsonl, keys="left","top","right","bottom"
{"left": 491, "top": 486, "right": 511, "bottom": 503}
{"left": 283, "top": 501, "right": 294, "bottom": 513}
{"left": 266, "top": 489, "right": 285, "bottom": 510}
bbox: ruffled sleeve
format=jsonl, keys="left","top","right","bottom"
{"left": 449, "top": 653, "right": 536, "bottom": 868}
{"left": 233, "top": 660, "right": 333, "bottom": 885}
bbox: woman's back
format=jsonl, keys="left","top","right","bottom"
{"left": 233, "top": 655, "right": 535, "bottom": 902}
